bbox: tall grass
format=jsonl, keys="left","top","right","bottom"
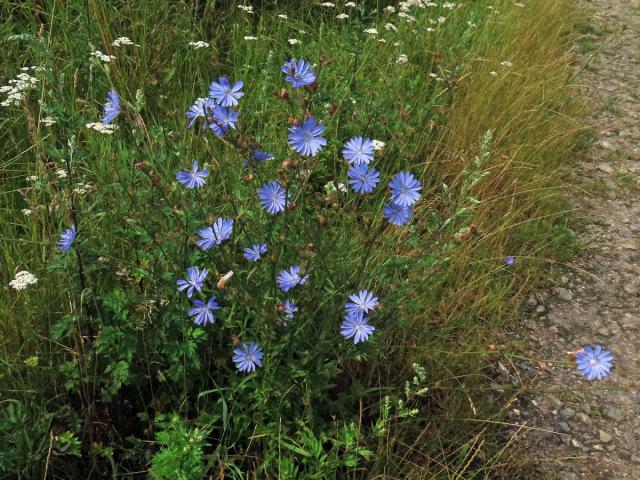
{"left": 0, "top": 0, "right": 579, "bottom": 478}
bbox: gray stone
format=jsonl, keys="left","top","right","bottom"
{"left": 599, "top": 430, "right": 613, "bottom": 442}
{"left": 559, "top": 421, "right": 571, "bottom": 433}
{"left": 559, "top": 407, "right": 576, "bottom": 420}
{"left": 597, "top": 162, "right": 614, "bottom": 173}
{"left": 555, "top": 287, "right": 573, "bottom": 301}
{"left": 605, "top": 406, "right": 625, "bottom": 421}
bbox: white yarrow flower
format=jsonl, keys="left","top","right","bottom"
{"left": 9, "top": 271, "right": 38, "bottom": 291}
{"left": 188, "top": 40, "right": 210, "bottom": 49}
{"left": 86, "top": 122, "right": 117, "bottom": 134}
{"left": 372, "top": 140, "right": 385, "bottom": 151}
{"left": 396, "top": 54, "right": 408, "bottom": 64}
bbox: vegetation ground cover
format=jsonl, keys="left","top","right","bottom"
{"left": 0, "top": 0, "right": 580, "bottom": 478}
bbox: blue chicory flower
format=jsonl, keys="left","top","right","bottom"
{"left": 209, "top": 77, "right": 244, "bottom": 107}
{"left": 185, "top": 97, "right": 216, "bottom": 128}
{"left": 342, "top": 136, "right": 375, "bottom": 166}
{"left": 504, "top": 256, "right": 516, "bottom": 266}
{"left": 209, "top": 106, "right": 239, "bottom": 137}
{"left": 57, "top": 224, "right": 77, "bottom": 253}
{"left": 233, "top": 341, "right": 264, "bottom": 373}
{"left": 189, "top": 296, "right": 222, "bottom": 326}
{"left": 283, "top": 299, "right": 298, "bottom": 319}
{"left": 176, "top": 267, "right": 208, "bottom": 298}
{"left": 258, "top": 180, "right": 288, "bottom": 215}
{"left": 176, "top": 160, "right": 209, "bottom": 189}
{"left": 288, "top": 117, "right": 327, "bottom": 157}
{"left": 345, "top": 289, "right": 379, "bottom": 316}
{"left": 576, "top": 344, "right": 614, "bottom": 380}
{"left": 340, "top": 312, "right": 375, "bottom": 344}
{"left": 196, "top": 218, "right": 233, "bottom": 250}
{"left": 383, "top": 202, "right": 413, "bottom": 226}
{"left": 280, "top": 58, "right": 316, "bottom": 88}
{"left": 388, "top": 171, "right": 422, "bottom": 207}
{"left": 101, "top": 89, "right": 121, "bottom": 124}
{"left": 276, "top": 265, "right": 309, "bottom": 292}
{"left": 244, "top": 243, "right": 267, "bottom": 262}
{"left": 347, "top": 164, "right": 380, "bottom": 194}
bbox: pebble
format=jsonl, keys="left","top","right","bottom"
{"left": 559, "top": 407, "right": 576, "bottom": 420}
{"left": 599, "top": 430, "right": 613, "bottom": 443}
{"left": 559, "top": 421, "right": 571, "bottom": 433}
{"left": 605, "top": 406, "right": 625, "bottom": 422}
{"left": 554, "top": 287, "right": 573, "bottom": 301}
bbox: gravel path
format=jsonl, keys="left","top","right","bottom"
{"left": 504, "top": 1, "right": 640, "bottom": 478}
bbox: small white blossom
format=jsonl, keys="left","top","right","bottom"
{"left": 490, "top": 71, "right": 498, "bottom": 77}
{"left": 90, "top": 50, "right": 115, "bottom": 63}
{"left": 288, "top": 38, "right": 301, "bottom": 45}
{"left": 277, "top": 14, "right": 288, "bottom": 19}
{"left": 188, "top": 41, "right": 210, "bottom": 49}
{"left": 372, "top": 140, "right": 385, "bottom": 151}
{"left": 398, "top": 12, "right": 416, "bottom": 22}
{"left": 443, "top": 2, "right": 456, "bottom": 9}
{"left": 238, "top": 5, "right": 254, "bottom": 13}
{"left": 378, "top": 39, "right": 386, "bottom": 43}
{"left": 500, "top": 60, "right": 513, "bottom": 67}
{"left": 243, "top": 36, "right": 258, "bottom": 41}
{"left": 56, "top": 169, "right": 67, "bottom": 179}
{"left": 324, "top": 181, "right": 348, "bottom": 193}
{"left": 336, "top": 13, "right": 349, "bottom": 19}
{"left": 26, "top": 175, "right": 38, "bottom": 182}
{"left": 384, "top": 6, "right": 395, "bottom": 13}
{"left": 112, "top": 36, "right": 139, "bottom": 47}
{"left": 320, "top": 2, "right": 335, "bottom": 6}
{"left": 437, "top": 16, "right": 447, "bottom": 24}
{"left": 345, "top": 1, "right": 356, "bottom": 6}
{"left": 41, "top": 116, "right": 56, "bottom": 126}
{"left": 396, "top": 54, "right": 408, "bottom": 64}
{"left": 86, "top": 122, "right": 116, "bottom": 134}
{"left": 363, "top": 28, "right": 378, "bottom": 35}
{"left": 9, "top": 271, "right": 38, "bottom": 291}
{"left": 426, "top": 27, "right": 435, "bottom": 32}
{"left": 73, "top": 182, "right": 96, "bottom": 195}
{"left": 22, "top": 209, "right": 32, "bottom": 216}
{"left": 1, "top": 71, "right": 39, "bottom": 107}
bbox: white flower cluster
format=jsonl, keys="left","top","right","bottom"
{"left": 0, "top": 71, "right": 39, "bottom": 107}
{"left": 22, "top": 208, "right": 32, "bottom": 216}
{"left": 363, "top": 28, "right": 378, "bottom": 35}
{"left": 288, "top": 38, "right": 301, "bottom": 45}
{"left": 243, "top": 36, "right": 258, "bottom": 41}
{"left": 336, "top": 13, "right": 349, "bottom": 19}
{"left": 324, "top": 181, "right": 347, "bottom": 193}
{"left": 188, "top": 40, "right": 210, "bottom": 49}
{"left": 112, "top": 36, "right": 139, "bottom": 47}
{"left": 9, "top": 271, "right": 38, "bottom": 291}
{"left": 277, "top": 14, "right": 288, "bottom": 19}
{"left": 238, "top": 5, "right": 254, "bottom": 13}
{"left": 372, "top": 140, "right": 385, "bottom": 151}
{"left": 41, "top": 116, "right": 56, "bottom": 126}
{"left": 90, "top": 50, "right": 115, "bottom": 63}
{"left": 73, "top": 182, "right": 96, "bottom": 195}
{"left": 396, "top": 54, "right": 408, "bottom": 64}
{"left": 56, "top": 169, "right": 67, "bottom": 179}
{"left": 86, "top": 122, "right": 116, "bottom": 134}
{"left": 320, "top": 2, "right": 335, "bottom": 6}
